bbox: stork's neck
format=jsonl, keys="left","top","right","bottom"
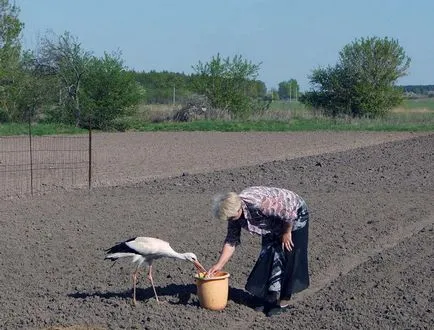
{"left": 167, "top": 250, "right": 187, "bottom": 260}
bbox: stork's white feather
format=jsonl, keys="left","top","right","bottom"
{"left": 125, "top": 237, "right": 178, "bottom": 259}
{"left": 105, "top": 236, "right": 199, "bottom": 265}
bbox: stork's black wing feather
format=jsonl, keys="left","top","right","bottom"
{"left": 105, "top": 238, "right": 138, "bottom": 256}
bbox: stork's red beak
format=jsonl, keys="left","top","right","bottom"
{"left": 193, "top": 260, "right": 207, "bottom": 273}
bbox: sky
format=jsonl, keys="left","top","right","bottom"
{"left": 14, "top": 0, "right": 434, "bottom": 91}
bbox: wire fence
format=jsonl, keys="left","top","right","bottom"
{"left": 0, "top": 132, "right": 91, "bottom": 199}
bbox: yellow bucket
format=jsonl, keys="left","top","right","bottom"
{"left": 194, "top": 271, "right": 230, "bottom": 311}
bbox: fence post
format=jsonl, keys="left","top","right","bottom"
{"left": 88, "top": 117, "right": 92, "bottom": 190}
{"left": 28, "top": 108, "right": 34, "bottom": 196}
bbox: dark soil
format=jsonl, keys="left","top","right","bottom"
{"left": 0, "top": 133, "right": 432, "bottom": 330}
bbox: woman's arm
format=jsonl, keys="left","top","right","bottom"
{"left": 208, "top": 243, "right": 236, "bottom": 276}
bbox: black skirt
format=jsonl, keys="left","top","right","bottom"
{"left": 245, "top": 221, "right": 309, "bottom": 300}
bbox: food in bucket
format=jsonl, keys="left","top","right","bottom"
{"left": 196, "top": 271, "right": 217, "bottom": 279}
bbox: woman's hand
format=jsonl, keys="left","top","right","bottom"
{"left": 207, "top": 264, "right": 222, "bottom": 277}
{"left": 282, "top": 231, "right": 294, "bottom": 251}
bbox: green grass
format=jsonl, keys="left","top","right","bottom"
{"left": 1, "top": 99, "right": 433, "bottom": 136}
{"left": 1, "top": 117, "right": 433, "bottom": 136}
{"left": 269, "top": 100, "right": 306, "bottom": 111}
{"left": 0, "top": 123, "right": 87, "bottom": 136}
{"left": 96, "top": 112, "right": 434, "bottom": 132}
{"left": 402, "top": 98, "right": 434, "bottom": 110}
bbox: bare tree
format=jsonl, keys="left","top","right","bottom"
{"left": 36, "top": 31, "right": 92, "bottom": 126}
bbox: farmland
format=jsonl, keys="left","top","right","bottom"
{"left": 0, "top": 131, "right": 432, "bottom": 329}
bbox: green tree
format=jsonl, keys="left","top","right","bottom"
{"left": 0, "top": 0, "right": 24, "bottom": 121}
{"left": 301, "top": 37, "right": 411, "bottom": 117}
{"left": 246, "top": 80, "right": 267, "bottom": 99}
{"left": 6, "top": 50, "right": 57, "bottom": 122}
{"left": 133, "top": 70, "right": 193, "bottom": 104}
{"left": 301, "top": 65, "right": 354, "bottom": 117}
{"left": 278, "top": 79, "right": 299, "bottom": 101}
{"left": 0, "top": 0, "right": 23, "bottom": 74}
{"left": 192, "top": 53, "right": 262, "bottom": 117}
{"left": 81, "top": 52, "right": 142, "bottom": 129}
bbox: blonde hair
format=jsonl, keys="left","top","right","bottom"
{"left": 212, "top": 192, "right": 242, "bottom": 221}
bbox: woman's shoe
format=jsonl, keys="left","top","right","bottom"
{"left": 254, "top": 304, "right": 266, "bottom": 312}
{"left": 279, "top": 297, "right": 291, "bottom": 308}
{"left": 249, "top": 296, "right": 266, "bottom": 312}
{"left": 266, "top": 304, "right": 290, "bottom": 317}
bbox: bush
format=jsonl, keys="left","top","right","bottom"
{"left": 172, "top": 94, "right": 231, "bottom": 122}
{"left": 191, "top": 54, "right": 262, "bottom": 118}
{"left": 301, "top": 37, "right": 410, "bottom": 118}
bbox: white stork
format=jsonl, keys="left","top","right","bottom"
{"left": 105, "top": 236, "right": 206, "bottom": 304}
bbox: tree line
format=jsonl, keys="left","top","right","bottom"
{"left": 0, "top": 0, "right": 425, "bottom": 130}
{"left": 0, "top": 0, "right": 273, "bottom": 127}
{"left": 132, "top": 66, "right": 268, "bottom": 106}
{"left": 400, "top": 85, "right": 434, "bottom": 96}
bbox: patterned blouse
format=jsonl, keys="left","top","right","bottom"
{"left": 224, "top": 186, "right": 309, "bottom": 246}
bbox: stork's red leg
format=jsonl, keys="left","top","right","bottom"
{"left": 147, "top": 265, "right": 159, "bottom": 302}
{"left": 132, "top": 270, "right": 138, "bottom": 305}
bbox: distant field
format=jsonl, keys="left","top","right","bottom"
{"left": 400, "top": 98, "right": 434, "bottom": 111}
{"left": 112, "top": 99, "right": 434, "bottom": 121}
{"left": 271, "top": 99, "right": 434, "bottom": 112}
{"left": 1, "top": 98, "right": 433, "bottom": 137}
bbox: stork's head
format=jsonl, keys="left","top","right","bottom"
{"left": 183, "top": 252, "right": 198, "bottom": 262}
{"left": 184, "top": 252, "right": 207, "bottom": 273}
